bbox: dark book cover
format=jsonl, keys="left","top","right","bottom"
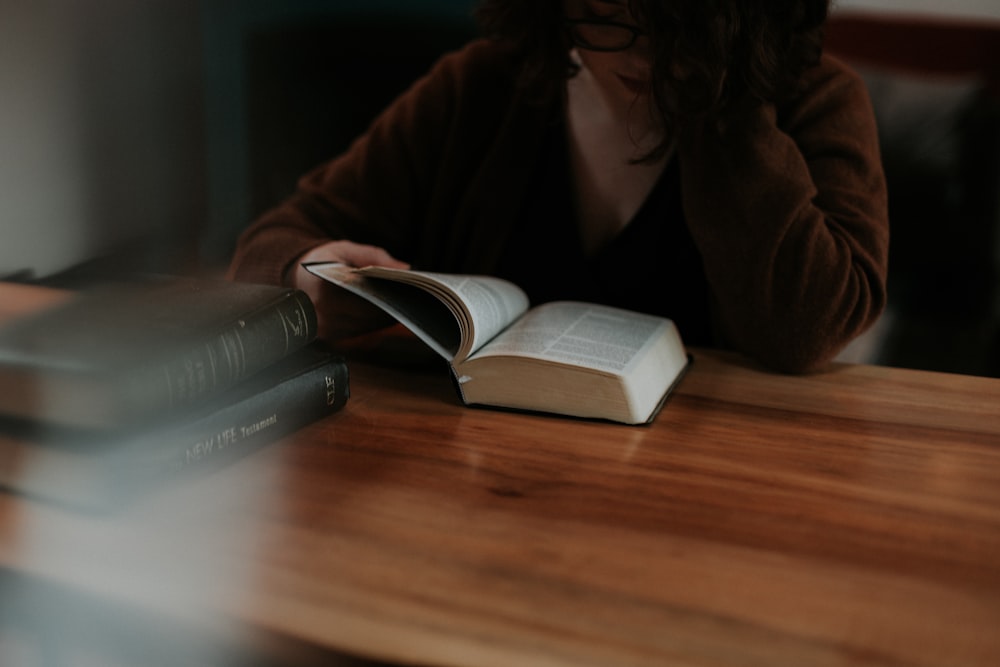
{"left": 0, "top": 343, "right": 349, "bottom": 511}
{"left": 0, "top": 276, "right": 317, "bottom": 429}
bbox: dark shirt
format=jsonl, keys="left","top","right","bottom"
{"left": 228, "top": 39, "right": 888, "bottom": 372}
{"left": 496, "top": 122, "right": 713, "bottom": 345}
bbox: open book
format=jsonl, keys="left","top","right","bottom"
{"left": 306, "top": 263, "right": 690, "bottom": 424}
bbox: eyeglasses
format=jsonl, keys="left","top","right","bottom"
{"left": 564, "top": 18, "right": 644, "bottom": 52}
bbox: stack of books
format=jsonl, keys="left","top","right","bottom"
{"left": 0, "top": 276, "right": 349, "bottom": 510}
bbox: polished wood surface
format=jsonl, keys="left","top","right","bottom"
{"left": 1, "top": 332, "right": 999, "bottom": 666}
{"left": 0, "top": 282, "right": 72, "bottom": 319}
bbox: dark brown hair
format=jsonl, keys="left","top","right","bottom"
{"left": 475, "top": 0, "right": 829, "bottom": 156}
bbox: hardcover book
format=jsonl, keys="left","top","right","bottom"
{"left": 0, "top": 343, "right": 349, "bottom": 510}
{"left": 306, "top": 263, "right": 689, "bottom": 424}
{"left": 0, "top": 276, "right": 317, "bottom": 429}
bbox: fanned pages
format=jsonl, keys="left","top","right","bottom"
{"left": 306, "top": 263, "right": 689, "bottom": 424}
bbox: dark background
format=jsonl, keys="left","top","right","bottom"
{"left": 0, "top": 2, "right": 997, "bottom": 376}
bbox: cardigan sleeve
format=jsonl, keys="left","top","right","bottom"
{"left": 225, "top": 40, "right": 507, "bottom": 286}
{"left": 676, "top": 56, "right": 890, "bottom": 373}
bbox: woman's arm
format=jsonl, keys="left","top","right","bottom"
{"left": 225, "top": 43, "right": 507, "bottom": 339}
{"left": 677, "top": 56, "right": 889, "bottom": 373}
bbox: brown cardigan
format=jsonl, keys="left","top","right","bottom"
{"left": 228, "top": 38, "right": 889, "bottom": 373}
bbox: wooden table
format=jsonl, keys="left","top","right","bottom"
{"left": 1, "top": 332, "right": 999, "bottom": 666}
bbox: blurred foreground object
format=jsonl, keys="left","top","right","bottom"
{"left": 0, "top": 277, "right": 317, "bottom": 429}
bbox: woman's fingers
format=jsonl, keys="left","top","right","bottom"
{"left": 300, "top": 240, "right": 409, "bottom": 269}
{"left": 290, "top": 240, "right": 408, "bottom": 340}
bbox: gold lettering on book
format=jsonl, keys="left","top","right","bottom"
{"left": 281, "top": 309, "right": 306, "bottom": 338}
{"left": 185, "top": 426, "right": 238, "bottom": 464}
{"left": 325, "top": 375, "right": 337, "bottom": 405}
{"left": 240, "top": 414, "right": 278, "bottom": 438}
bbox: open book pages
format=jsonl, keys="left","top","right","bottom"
{"left": 455, "top": 300, "right": 689, "bottom": 423}
{"left": 305, "top": 262, "right": 689, "bottom": 424}
{"left": 306, "top": 262, "right": 529, "bottom": 361}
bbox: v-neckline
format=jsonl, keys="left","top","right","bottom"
{"left": 564, "top": 60, "right": 671, "bottom": 256}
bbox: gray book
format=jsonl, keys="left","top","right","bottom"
{"left": 0, "top": 276, "right": 317, "bottom": 429}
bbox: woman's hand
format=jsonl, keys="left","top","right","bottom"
{"left": 290, "top": 240, "right": 410, "bottom": 341}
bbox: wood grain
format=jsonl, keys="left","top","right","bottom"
{"left": 1, "top": 334, "right": 999, "bottom": 666}
{"left": 0, "top": 282, "right": 73, "bottom": 320}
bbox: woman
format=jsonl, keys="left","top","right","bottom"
{"left": 228, "top": 0, "right": 889, "bottom": 373}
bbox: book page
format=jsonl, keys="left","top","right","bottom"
{"left": 353, "top": 267, "right": 530, "bottom": 361}
{"left": 467, "top": 301, "right": 671, "bottom": 375}
{"left": 305, "top": 263, "right": 461, "bottom": 360}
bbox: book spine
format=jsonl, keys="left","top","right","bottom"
{"left": 110, "top": 355, "right": 349, "bottom": 501}
{"left": 123, "top": 290, "right": 318, "bottom": 421}
{"left": 159, "top": 356, "right": 348, "bottom": 473}
{"left": 1, "top": 354, "right": 348, "bottom": 510}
